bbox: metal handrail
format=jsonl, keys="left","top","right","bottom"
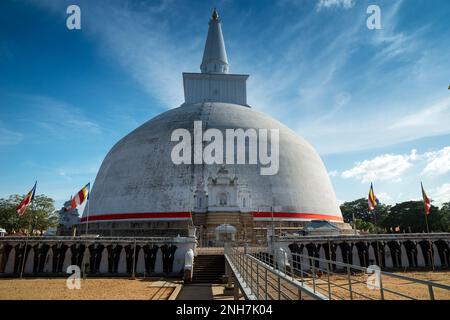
{"left": 249, "top": 250, "right": 450, "bottom": 300}
{"left": 224, "top": 246, "right": 328, "bottom": 300}
{"left": 278, "top": 233, "right": 450, "bottom": 243}
{"left": 0, "top": 235, "right": 196, "bottom": 244}
{"left": 246, "top": 254, "right": 327, "bottom": 299}
{"left": 288, "top": 252, "right": 450, "bottom": 292}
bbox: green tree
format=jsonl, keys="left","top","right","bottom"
{"left": 340, "top": 198, "right": 389, "bottom": 232}
{"left": 354, "top": 219, "right": 376, "bottom": 233}
{"left": 0, "top": 194, "right": 58, "bottom": 234}
{"left": 380, "top": 201, "right": 444, "bottom": 233}
{"left": 439, "top": 202, "right": 450, "bottom": 232}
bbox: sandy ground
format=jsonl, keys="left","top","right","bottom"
{"left": 0, "top": 278, "right": 180, "bottom": 300}
{"left": 0, "top": 271, "right": 448, "bottom": 300}
{"left": 302, "top": 271, "right": 450, "bottom": 300}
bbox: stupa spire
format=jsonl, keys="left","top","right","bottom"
{"left": 200, "top": 8, "right": 229, "bottom": 74}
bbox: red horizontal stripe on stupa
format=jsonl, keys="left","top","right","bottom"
{"left": 252, "top": 212, "right": 343, "bottom": 222}
{"left": 80, "top": 212, "right": 192, "bottom": 222}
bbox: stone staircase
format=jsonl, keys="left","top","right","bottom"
{"left": 192, "top": 254, "right": 225, "bottom": 284}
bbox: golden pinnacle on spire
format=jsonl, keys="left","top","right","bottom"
{"left": 212, "top": 8, "right": 219, "bottom": 21}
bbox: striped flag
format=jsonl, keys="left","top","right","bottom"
{"left": 368, "top": 183, "right": 380, "bottom": 211}
{"left": 16, "top": 181, "right": 37, "bottom": 217}
{"left": 421, "top": 182, "right": 431, "bottom": 216}
{"left": 67, "top": 183, "right": 90, "bottom": 210}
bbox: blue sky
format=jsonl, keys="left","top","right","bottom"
{"left": 1, "top": 0, "right": 449, "bottom": 211}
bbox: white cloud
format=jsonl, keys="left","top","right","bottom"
{"left": 335, "top": 92, "right": 352, "bottom": 107}
{"left": 391, "top": 97, "right": 450, "bottom": 133}
{"left": 433, "top": 183, "right": 450, "bottom": 207}
{"left": 329, "top": 170, "right": 339, "bottom": 177}
{"left": 377, "top": 192, "right": 392, "bottom": 203}
{"left": 298, "top": 2, "right": 449, "bottom": 156}
{"left": 0, "top": 127, "right": 23, "bottom": 145}
{"left": 341, "top": 149, "right": 417, "bottom": 183}
{"left": 369, "top": 0, "right": 428, "bottom": 64}
{"left": 30, "top": 1, "right": 450, "bottom": 158}
{"left": 56, "top": 158, "right": 102, "bottom": 182}
{"left": 421, "top": 146, "right": 450, "bottom": 176}
{"left": 23, "top": 159, "right": 101, "bottom": 182}
{"left": 303, "top": 96, "right": 450, "bottom": 155}
{"left": 317, "top": 0, "right": 355, "bottom": 11}
{"left": 18, "top": 95, "right": 102, "bottom": 137}
{"left": 81, "top": 2, "right": 197, "bottom": 108}
{"left": 31, "top": 1, "right": 196, "bottom": 109}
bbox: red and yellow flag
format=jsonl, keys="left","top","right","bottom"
{"left": 368, "top": 183, "right": 380, "bottom": 211}
{"left": 16, "top": 182, "right": 37, "bottom": 217}
{"left": 421, "top": 182, "right": 431, "bottom": 216}
{"left": 67, "top": 183, "right": 90, "bottom": 210}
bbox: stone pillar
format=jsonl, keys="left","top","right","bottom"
{"left": 183, "top": 249, "right": 194, "bottom": 283}
{"left": 368, "top": 244, "right": 377, "bottom": 266}
{"left": 335, "top": 243, "right": 344, "bottom": 270}
{"left": 62, "top": 246, "right": 72, "bottom": 273}
{"left": 416, "top": 243, "right": 426, "bottom": 267}
{"left": 400, "top": 243, "right": 409, "bottom": 268}
{"left": 432, "top": 243, "right": 442, "bottom": 268}
{"left": 352, "top": 244, "right": 361, "bottom": 266}
{"left": 5, "top": 247, "right": 16, "bottom": 274}
{"left": 384, "top": 244, "right": 393, "bottom": 268}
{"left": 24, "top": 247, "right": 35, "bottom": 274}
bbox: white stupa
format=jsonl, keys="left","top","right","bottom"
{"left": 81, "top": 9, "right": 344, "bottom": 242}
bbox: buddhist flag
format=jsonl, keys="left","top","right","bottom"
{"left": 368, "top": 183, "right": 380, "bottom": 211}
{"left": 16, "top": 181, "right": 37, "bottom": 217}
{"left": 421, "top": 182, "right": 431, "bottom": 216}
{"left": 68, "top": 183, "right": 90, "bottom": 210}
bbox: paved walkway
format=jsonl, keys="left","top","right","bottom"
{"left": 176, "top": 284, "right": 234, "bottom": 300}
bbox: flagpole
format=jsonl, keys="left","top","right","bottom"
{"left": 352, "top": 211, "right": 357, "bottom": 235}
{"left": 132, "top": 238, "right": 137, "bottom": 279}
{"left": 85, "top": 198, "right": 90, "bottom": 235}
{"left": 421, "top": 182, "right": 434, "bottom": 271}
{"left": 271, "top": 206, "right": 274, "bottom": 247}
{"left": 28, "top": 200, "right": 34, "bottom": 235}
{"left": 20, "top": 235, "right": 28, "bottom": 279}
{"left": 372, "top": 201, "right": 382, "bottom": 267}
{"left": 421, "top": 182, "right": 431, "bottom": 234}
{"left": 373, "top": 208, "right": 378, "bottom": 234}
{"left": 20, "top": 192, "right": 35, "bottom": 279}
{"left": 424, "top": 213, "right": 434, "bottom": 271}
{"left": 424, "top": 213, "right": 430, "bottom": 234}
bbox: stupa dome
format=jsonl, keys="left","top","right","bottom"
{"left": 81, "top": 9, "right": 343, "bottom": 237}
